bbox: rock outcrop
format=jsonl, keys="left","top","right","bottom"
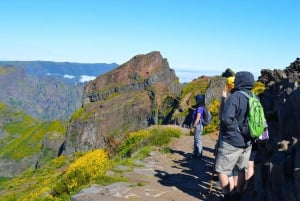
{"left": 244, "top": 58, "right": 300, "bottom": 201}
{"left": 65, "top": 51, "right": 181, "bottom": 154}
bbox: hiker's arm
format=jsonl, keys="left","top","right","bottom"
{"left": 193, "top": 112, "right": 201, "bottom": 127}
{"left": 220, "top": 95, "right": 237, "bottom": 129}
{"left": 219, "top": 85, "right": 230, "bottom": 119}
{"left": 219, "top": 97, "right": 226, "bottom": 120}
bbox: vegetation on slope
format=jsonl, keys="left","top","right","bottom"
{"left": 0, "top": 102, "right": 67, "bottom": 161}
{"left": 0, "top": 125, "right": 182, "bottom": 201}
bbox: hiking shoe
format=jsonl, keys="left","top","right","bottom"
{"left": 230, "top": 192, "right": 241, "bottom": 201}
{"left": 188, "top": 154, "right": 202, "bottom": 160}
{"left": 220, "top": 194, "right": 231, "bottom": 201}
{"left": 192, "top": 154, "right": 202, "bottom": 160}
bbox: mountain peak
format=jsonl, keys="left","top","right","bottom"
{"left": 66, "top": 51, "right": 181, "bottom": 154}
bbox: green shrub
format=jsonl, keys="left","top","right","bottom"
{"left": 117, "top": 126, "right": 181, "bottom": 158}
{"left": 117, "top": 130, "right": 151, "bottom": 158}
{"left": 147, "top": 127, "right": 181, "bottom": 146}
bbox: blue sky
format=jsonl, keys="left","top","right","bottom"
{"left": 1, "top": 0, "right": 299, "bottom": 82}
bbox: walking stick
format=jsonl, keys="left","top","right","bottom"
{"left": 208, "top": 132, "right": 221, "bottom": 199}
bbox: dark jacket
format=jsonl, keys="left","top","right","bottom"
{"left": 220, "top": 71, "right": 254, "bottom": 147}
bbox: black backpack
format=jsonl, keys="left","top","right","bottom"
{"left": 202, "top": 106, "right": 212, "bottom": 126}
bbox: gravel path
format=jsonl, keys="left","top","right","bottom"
{"left": 72, "top": 128, "right": 223, "bottom": 201}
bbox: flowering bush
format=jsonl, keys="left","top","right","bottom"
{"left": 54, "top": 149, "right": 110, "bottom": 194}
{"left": 204, "top": 99, "right": 221, "bottom": 134}
{"left": 50, "top": 155, "right": 67, "bottom": 169}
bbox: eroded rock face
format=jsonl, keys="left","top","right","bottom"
{"left": 244, "top": 58, "right": 300, "bottom": 201}
{"left": 65, "top": 51, "right": 181, "bottom": 154}
{"left": 259, "top": 58, "right": 300, "bottom": 142}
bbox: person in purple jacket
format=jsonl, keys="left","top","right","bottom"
{"left": 191, "top": 94, "right": 205, "bottom": 160}
{"left": 214, "top": 71, "right": 255, "bottom": 201}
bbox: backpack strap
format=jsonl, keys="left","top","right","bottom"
{"left": 236, "top": 91, "right": 252, "bottom": 141}
{"left": 237, "top": 90, "right": 252, "bottom": 99}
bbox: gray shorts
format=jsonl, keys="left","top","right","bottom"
{"left": 215, "top": 140, "right": 252, "bottom": 176}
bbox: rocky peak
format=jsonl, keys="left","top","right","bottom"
{"left": 65, "top": 51, "right": 181, "bottom": 154}
{"left": 83, "top": 51, "right": 179, "bottom": 104}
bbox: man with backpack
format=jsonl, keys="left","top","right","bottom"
{"left": 214, "top": 71, "right": 255, "bottom": 201}
{"left": 191, "top": 94, "right": 211, "bottom": 160}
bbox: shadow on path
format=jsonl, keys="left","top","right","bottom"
{"left": 154, "top": 146, "right": 222, "bottom": 201}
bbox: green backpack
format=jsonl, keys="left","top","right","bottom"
{"left": 238, "top": 91, "right": 266, "bottom": 138}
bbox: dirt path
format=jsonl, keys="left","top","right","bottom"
{"left": 72, "top": 128, "right": 223, "bottom": 201}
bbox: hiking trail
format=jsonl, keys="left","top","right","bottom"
{"left": 72, "top": 127, "right": 222, "bottom": 201}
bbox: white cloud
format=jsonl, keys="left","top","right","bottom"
{"left": 80, "top": 75, "right": 96, "bottom": 82}
{"left": 64, "top": 74, "right": 75, "bottom": 79}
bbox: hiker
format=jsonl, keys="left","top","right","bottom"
{"left": 222, "top": 76, "right": 247, "bottom": 194}
{"left": 215, "top": 71, "right": 255, "bottom": 200}
{"left": 213, "top": 75, "right": 236, "bottom": 189}
{"left": 191, "top": 94, "right": 205, "bottom": 160}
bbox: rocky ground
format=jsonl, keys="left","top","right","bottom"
{"left": 72, "top": 128, "right": 223, "bottom": 201}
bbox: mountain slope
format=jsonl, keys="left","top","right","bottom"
{"left": 0, "top": 65, "right": 83, "bottom": 120}
{"left": 0, "top": 102, "right": 67, "bottom": 178}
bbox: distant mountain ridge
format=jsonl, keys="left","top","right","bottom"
{"left": 0, "top": 61, "right": 118, "bottom": 84}
{"left": 0, "top": 66, "right": 84, "bottom": 120}
{"left": 0, "top": 61, "right": 119, "bottom": 120}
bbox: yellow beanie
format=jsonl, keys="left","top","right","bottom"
{"left": 226, "top": 76, "right": 235, "bottom": 85}
{"left": 252, "top": 81, "right": 266, "bottom": 95}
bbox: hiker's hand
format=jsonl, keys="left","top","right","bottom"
{"left": 222, "top": 89, "right": 227, "bottom": 98}
{"left": 190, "top": 127, "right": 195, "bottom": 135}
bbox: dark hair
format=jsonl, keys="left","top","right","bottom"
{"left": 195, "top": 94, "right": 205, "bottom": 105}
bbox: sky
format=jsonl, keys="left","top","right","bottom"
{"left": 1, "top": 0, "right": 299, "bottom": 83}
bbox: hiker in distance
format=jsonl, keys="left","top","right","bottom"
{"left": 191, "top": 94, "right": 205, "bottom": 160}
{"left": 214, "top": 71, "right": 255, "bottom": 201}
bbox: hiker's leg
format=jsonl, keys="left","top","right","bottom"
{"left": 199, "top": 124, "right": 203, "bottom": 157}
{"left": 193, "top": 128, "right": 198, "bottom": 156}
{"left": 229, "top": 167, "right": 244, "bottom": 200}
{"left": 236, "top": 169, "right": 245, "bottom": 193}
{"left": 193, "top": 124, "right": 202, "bottom": 157}
{"left": 235, "top": 145, "right": 252, "bottom": 193}
{"left": 215, "top": 141, "right": 241, "bottom": 195}
{"left": 245, "top": 151, "right": 256, "bottom": 180}
{"left": 218, "top": 173, "right": 234, "bottom": 194}
{"left": 229, "top": 176, "right": 234, "bottom": 191}
{"left": 245, "top": 160, "right": 254, "bottom": 180}
{"left": 232, "top": 166, "right": 239, "bottom": 189}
